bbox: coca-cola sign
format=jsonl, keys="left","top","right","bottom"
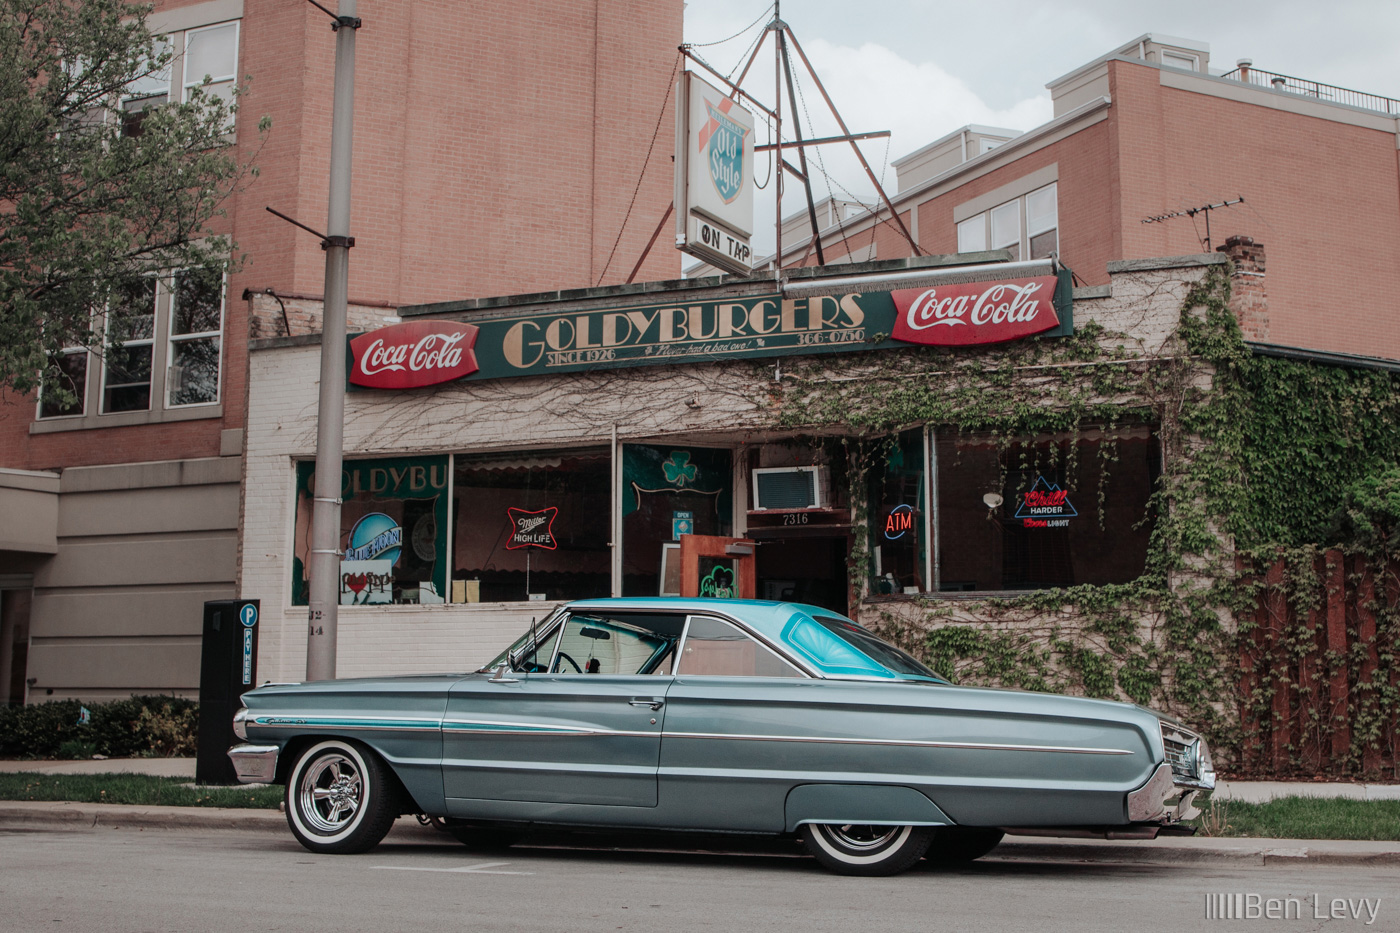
{"left": 349, "top": 321, "right": 479, "bottom": 389}
{"left": 890, "top": 276, "right": 1060, "bottom": 347}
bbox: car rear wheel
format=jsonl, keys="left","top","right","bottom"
{"left": 285, "top": 739, "right": 399, "bottom": 854}
{"left": 924, "top": 828, "right": 1005, "bottom": 865}
{"left": 799, "top": 823, "right": 933, "bottom": 876}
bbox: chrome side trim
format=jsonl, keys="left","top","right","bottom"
{"left": 662, "top": 731, "right": 1135, "bottom": 755}
{"left": 252, "top": 715, "right": 439, "bottom": 732}
{"left": 228, "top": 743, "right": 279, "bottom": 784}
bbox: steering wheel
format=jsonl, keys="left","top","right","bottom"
{"left": 555, "top": 651, "right": 582, "bottom": 673}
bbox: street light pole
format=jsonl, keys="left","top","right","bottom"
{"left": 305, "top": 0, "right": 360, "bottom": 681}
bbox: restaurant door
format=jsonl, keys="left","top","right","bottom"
{"left": 678, "top": 535, "right": 756, "bottom": 599}
{"left": 754, "top": 536, "right": 849, "bottom": 616}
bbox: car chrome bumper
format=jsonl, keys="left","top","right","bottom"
{"left": 228, "top": 743, "right": 279, "bottom": 784}
{"left": 1128, "top": 724, "right": 1218, "bottom": 823}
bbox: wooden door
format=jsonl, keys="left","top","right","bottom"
{"left": 678, "top": 535, "right": 757, "bottom": 599}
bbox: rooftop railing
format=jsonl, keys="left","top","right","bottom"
{"left": 1219, "top": 65, "right": 1400, "bottom": 116}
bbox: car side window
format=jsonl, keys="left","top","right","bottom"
{"left": 676, "top": 616, "right": 802, "bottom": 678}
{"left": 551, "top": 613, "right": 684, "bottom": 675}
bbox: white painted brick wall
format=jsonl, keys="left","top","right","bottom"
{"left": 242, "top": 264, "right": 1210, "bottom": 682}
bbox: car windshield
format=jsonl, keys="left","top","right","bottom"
{"left": 808, "top": 615, "right": 946, "bottom": 682}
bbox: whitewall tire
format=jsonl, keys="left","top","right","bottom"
{"left": 285, "top": 739, "right": 399, "bottom": 854}
{"left": 799, "top": 823, "right": 934, "bottom": 876}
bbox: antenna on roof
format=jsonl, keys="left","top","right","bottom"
{"left": 1141, "top": 196, "right": 1244, "bottom": 251}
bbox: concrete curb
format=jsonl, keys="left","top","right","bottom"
{"left": 2, "top": 801, "right": 1397, "bottom": 866}
{"left": 997, "top": 835, "right": 1400, "bottom": 867}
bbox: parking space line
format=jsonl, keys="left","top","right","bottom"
{"left": 373, "top": 861, "right": 534, "bottom": 875}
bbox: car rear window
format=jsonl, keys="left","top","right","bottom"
{"left": 781, "top": 613, "right": 944, "bottom": 681}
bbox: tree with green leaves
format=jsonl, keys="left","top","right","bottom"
{"left": 0, "top": 0, "right": 263, "bottom": 403}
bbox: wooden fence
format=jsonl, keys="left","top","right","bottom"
{"left": 1238, "top": 550, "right": 1398, "bottom": 779}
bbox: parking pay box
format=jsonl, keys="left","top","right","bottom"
{"left": 195, "top": 599, "right": 260, "bottom": 785}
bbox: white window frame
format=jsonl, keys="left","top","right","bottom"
{"left": 1160, "top": 50, "right": 1199, "bottom": 72}
{"left": 957, "top": 216, "right": 987, "bottom": 253}
{"left": 37, "top": 346, "right": 90, "bottom": 420}
{"left": 182, "top": 21, "right": 240, "bottom": 102}
{"left": 100, "top": 278, "right": 159, "bottom": 415}
{"left": 166, "top": 269, "right": 226, "bottom": 409}
{"left": 956, "top": 182, "right": 1059, "bottom": 263}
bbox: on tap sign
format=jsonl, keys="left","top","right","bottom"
{"left": 674, "top": 71, "right": 755, "bottom": 275}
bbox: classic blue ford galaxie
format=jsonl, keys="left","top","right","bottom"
{"left": 229, "top": 598, "right": 1214, "bottom": 875}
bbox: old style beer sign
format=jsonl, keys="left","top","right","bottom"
{"left": 890, "top": 276, "right": 1060, "bottom": 346}
{"left": 507, "top": 507, "right": 558, "bottom": 550}
{"left": 348, "top": 321, "right": 479, "bottom": 389}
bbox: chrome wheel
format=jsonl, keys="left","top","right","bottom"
{"left": 826, "top": 824, "right": 905, "bottom": 851}
{"left": 285, "top": 739, "right": 400, "bottom": 854}
{"left": 800, "top": 822, "right": 933, "bottom": 876}
{"left": 297, "top": 752, "right": 363, "bottom": 833}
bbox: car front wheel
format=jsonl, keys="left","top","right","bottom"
{"left": 285, "top": 739, "right": 399, "bottom": 854}
{"left": 799, "top": 823, "right": 934, "bottom": 876}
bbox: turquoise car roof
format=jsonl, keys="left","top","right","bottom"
{"left": 563, "top": 596, "right": 844, "bottom": 644}
{"left": 561, "top": 597, "right": 928, "bottom": 681}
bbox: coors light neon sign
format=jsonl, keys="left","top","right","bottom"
{"left": 348, "top": 321, "right": 479, "bottom": 389}
{"left": 890, "top": 275, "right": 1060, "bottom": 347}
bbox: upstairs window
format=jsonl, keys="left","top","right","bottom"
{"left": 39, "top": 347, "right": 88, "bottom": 419}
{"left": 183, "top": 22, "right": 239, "bottom": 108}
{"left": 168, "top": 269, "right": 224, "bottom": 406}
{"left": 957, "top": 182, "right": 1058, "bottom": 262}
{"left": 120, "top": 37, "right": 172, "bottom": 138}
{"left": 102, "top": 278, "right": 157, "bottom": 413}
{"left": 37, "top": 270, "right": 227, "bottom": 424}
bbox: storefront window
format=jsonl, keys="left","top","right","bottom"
{"left": 293, "top": 455, "right": 450, "bottom": 605}
{"left": 934, "top": 425, "right": 1158, "bottom": 591}
{"left": 622, "top": 444, "right": 732, "bottom": 596}
{"left": 450, "top": 449, "right": 611, "bottom": 603}
{"left": 868, "top": 429, "right": 927, "bottom": 594}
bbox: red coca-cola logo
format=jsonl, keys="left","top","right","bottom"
{"left": 349, "top": 321, "right": 480, "bottom": 389}
{"left": 890, "top": 276, "right": 1060, "bottom": 347}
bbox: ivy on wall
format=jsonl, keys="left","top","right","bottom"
{"left": 768, "top": 266, "right": 1400, "bottom": 777}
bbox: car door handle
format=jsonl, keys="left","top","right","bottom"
{"left": 629, "top": 697, "right": 665, "bottom": 710}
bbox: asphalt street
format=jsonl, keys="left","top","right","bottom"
{"left": 1, "top": 823, "right": 1395, "bottom": 933}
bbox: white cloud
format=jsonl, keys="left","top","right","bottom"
{"left": 726, "top": 37, "right": 1052, "bottom": 256}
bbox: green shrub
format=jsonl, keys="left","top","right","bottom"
{"left": 56, "top": 739, "right": 97, "bottom": 760}
{"left": 0, "top": 696, "right": 199, "bottom": 759}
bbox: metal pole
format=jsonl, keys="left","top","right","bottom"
{"left": 771, "top": 4, "right": 782, "bottom": 277}
{"left": 306, "top": 1, "right": 360, "bottom": 681}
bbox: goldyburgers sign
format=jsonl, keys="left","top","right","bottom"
{"left": 348, "top": 262, "right": 1071, "bottom": 390}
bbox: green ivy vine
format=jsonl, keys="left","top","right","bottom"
{"left": 766, "top": 265, "right": 1400, "bottom": 778}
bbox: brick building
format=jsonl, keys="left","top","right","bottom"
{"left": 695, "top": 34, "right": 1400, "bottom": 361}
{"left": 0, "top": 0, "right": 683, "bottom": 703}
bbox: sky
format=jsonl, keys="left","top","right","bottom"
{"left": 679, "top": 0, "right": 1399, "bottom": 258}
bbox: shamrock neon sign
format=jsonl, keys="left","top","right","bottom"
{"left": 662, "top": 451, "right": 699, "bottom": 487}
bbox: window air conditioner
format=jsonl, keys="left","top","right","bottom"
{"left": 752, "top": 466, "right": 826, "bottom": 510}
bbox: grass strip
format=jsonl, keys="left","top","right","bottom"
{"left": 0, "top": 772, "right": 282, "bottom": 809}
{"left": 1192, "top": 796, "right": 1400, "bottom": 841}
